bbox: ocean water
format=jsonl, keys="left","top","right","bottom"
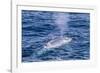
{"left": 22, "top": 10, "right": 90, "bottom": 62}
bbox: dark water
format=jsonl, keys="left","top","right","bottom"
{"left": 22, "top": 10, "right": 90, "bottom": 62}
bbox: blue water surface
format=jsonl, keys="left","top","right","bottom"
{"left": 22, "top": 10, "right": 90, "bottom": 62}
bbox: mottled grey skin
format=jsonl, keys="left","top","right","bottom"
{"left": 44, "top": 37, "right": 72, "bottom": 49}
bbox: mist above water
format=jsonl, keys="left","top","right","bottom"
{"left": 53, "top": 13, "right": 69, "bottom": 36}
{"left": 42, "top": 13, "right": 71, "bottom": 49}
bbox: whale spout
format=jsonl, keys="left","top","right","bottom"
{"left": 44, "top": 36, "right": 72, "bottom": 49}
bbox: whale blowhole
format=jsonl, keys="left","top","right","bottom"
{"left": 43, "top": 13, "right": 71, "bottom": 49}
{"left": 44, "top": 36, "right": 72, "bottom": 49}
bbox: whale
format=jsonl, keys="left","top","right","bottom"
{"left": 44, "top": 36, "right": 72, "bottom": 49}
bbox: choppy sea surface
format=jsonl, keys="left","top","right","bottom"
{"left": 22, "top": 10, "right": 90, "bottom": 62}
